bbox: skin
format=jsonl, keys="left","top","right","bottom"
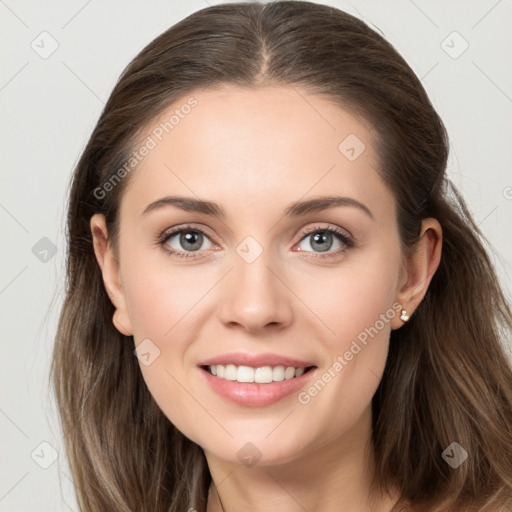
{"left": 91, "top": 84, "right": 442, "bottom": 512}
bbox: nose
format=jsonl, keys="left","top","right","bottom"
{"left": 218, "top": 252, "right": 294, "bottom": 333}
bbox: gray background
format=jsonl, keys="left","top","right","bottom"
{"left": 1, "top": 0, "right": 511, "bottom": 510}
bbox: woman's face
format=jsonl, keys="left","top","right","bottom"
{"left": 97, "top": 84, "right": 411, "bottom": 466}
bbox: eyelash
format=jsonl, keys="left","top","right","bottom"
{"left": 157, "top": 223, "right": 355, "bottom": 260}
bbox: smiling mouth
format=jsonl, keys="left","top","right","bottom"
{"left": 201, "top": 364, "right": 316, "bottom": 384}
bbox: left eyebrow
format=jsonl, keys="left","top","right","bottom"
{"left": 141, "top": 195, "right": 374, "bottom": 220}
{"left": 283, "top": 196, "right": 374, "bottom": 220}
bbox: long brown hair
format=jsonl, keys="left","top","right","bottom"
{"left": 50, "top": 2, "right": 512, "bottom": 511}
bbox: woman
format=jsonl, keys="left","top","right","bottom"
{"left": 51, "top": 1, "right": 512, "bottom": 511}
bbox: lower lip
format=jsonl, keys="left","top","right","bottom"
{"left": 199, "top": 366, "right": 317, "bottom": 407}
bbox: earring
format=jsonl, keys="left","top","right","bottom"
{"left": 400, "top": 309, "right": 410, "bottom": 322}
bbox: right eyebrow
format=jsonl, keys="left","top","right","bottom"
{"left": 142, "top": 196, "right": 226, "bottom": 218}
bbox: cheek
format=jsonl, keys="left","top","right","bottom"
{"left": 120, "top": 261, "right": 207, "bottom": 435}
{"left": 291, "top": 249, "right": 401, "bottom": 416}
{"left": 119, "top": 253, "right": 218, "bottom": 417}
{"left": 296, "top": 247, "right": 401, "bottom": 349}
{"left": 121, "top": 249, "right": 211, "bottom": 340}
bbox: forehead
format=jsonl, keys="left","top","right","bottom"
{"left": 119, "top": 84, "right": 394, "bottom": 222}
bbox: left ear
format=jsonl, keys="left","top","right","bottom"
{"left": 391, "top": 217, "right": 443, "bottom": 329}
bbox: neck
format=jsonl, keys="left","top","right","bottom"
{"left": 205, "top": 405, "right": 401, "bottom": 512}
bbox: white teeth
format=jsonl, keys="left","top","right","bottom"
{"left": 207, "top": 364, "right": 309, "bottom": 383}
{"left": 273, "top": 365, "right": 285, "bottom": 381}
{"left": 255, "top": 366, "right": 273, "bottom": 383}
{"left": 224, "top": 364, "right": 237, "bottom": 380}
{"left": 237, "top": 365, "right": 255, "bottom": 383}
{"left": 284, "top": 366, "right": 295, "bottom": 379}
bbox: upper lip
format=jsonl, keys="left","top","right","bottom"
{"left": 198, "top": 352, "right": 316, "bottom": 369}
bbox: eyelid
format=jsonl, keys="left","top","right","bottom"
{"left": 158, "top": 223, "right": 219, "bottom": 245}
{"left": 157, "top": 222, "right": 355, "bottom": 259}
{"left": 293, "top": 224, "right": 355, "bottom": 255}
{"left": 298, "top": 223, "right": 353, "bottom": 241}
